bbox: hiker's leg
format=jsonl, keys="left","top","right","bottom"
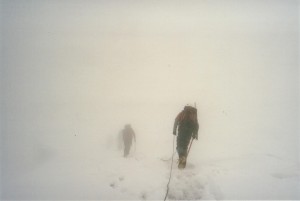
{"left": 128, "top": 142, "right": 132, "bottom": 154}
{"left": 176, "top": 134, "right": 184, "bottom": 158}
{"left": 177, "top": 129, "right": 193, "bottom": 158}
{"left": 124, "top": 141, "right": 130, "bottom": 157}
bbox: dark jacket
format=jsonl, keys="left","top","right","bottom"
{"left": 123, "top": 126, "right": 136, "bottom": 144}
{"left": 173, "top": 106, "right": 199, "bottom": 137}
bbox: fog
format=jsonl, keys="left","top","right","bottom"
{"left": 1, "top": 0, "right": 299, "bottom": 199}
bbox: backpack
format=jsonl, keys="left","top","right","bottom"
{"left": 178, "top": 106, "right": 198, "bottom": 128}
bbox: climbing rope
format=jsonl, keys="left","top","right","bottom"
{"left": 164, "top": 135, "right": 176, "bottom": 201}
{"left": 163, "top": 136, "right": 195, "bottom": 200}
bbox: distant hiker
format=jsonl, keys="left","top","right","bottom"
{"left": 173, "top": 105, "right": 199, "bottom": 169}
{"left": 122, "top": 124, "right": 136, "bottom": 157}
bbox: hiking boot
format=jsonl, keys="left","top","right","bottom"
{"left": 178, "top": 156, "right": 186, "bottom": 169}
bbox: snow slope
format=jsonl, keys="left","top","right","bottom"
{"left": 3, "top": 135, "right": 299, "bottom": 200}
{"left": 103, "top": 142, "right": 300, "bottom": 200}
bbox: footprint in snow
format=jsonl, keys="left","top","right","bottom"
{"left": 110, "top": 182, "right": 116, "bottom": 188}
{"left": 168, "top": 171, "right": 204, "bottom": 200}
{"left": 110, "top": 176, "right": 125, "bottom": 189}
{"left": 141, "top": 192, "right": 147, "bottom": 200}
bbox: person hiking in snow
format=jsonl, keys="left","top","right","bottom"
{"left": 173, "top": 105, "right": 199, "bottom": 169}
{"left": 122, "top": 124, "right": 136, "bottom": 157}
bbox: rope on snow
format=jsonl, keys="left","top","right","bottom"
{"left": 164, "top": 135, "right": 176, "bottom": 201}
{"left": 163, "top": 136, "right": 195, "bottom": 200}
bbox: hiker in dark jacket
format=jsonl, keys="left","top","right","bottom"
{"left": 122, "top": 124, "right": 136, "bottom": 157}
{"left": 173, "top": 105, "right": 199, "bottom": 168}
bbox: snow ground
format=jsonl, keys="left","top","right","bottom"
{"left": 2, "top": 137, "right": 299, "bottom": 200}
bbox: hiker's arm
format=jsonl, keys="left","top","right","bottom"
{"left": 193, "top": 121, "right": 199, "bottom": 140}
